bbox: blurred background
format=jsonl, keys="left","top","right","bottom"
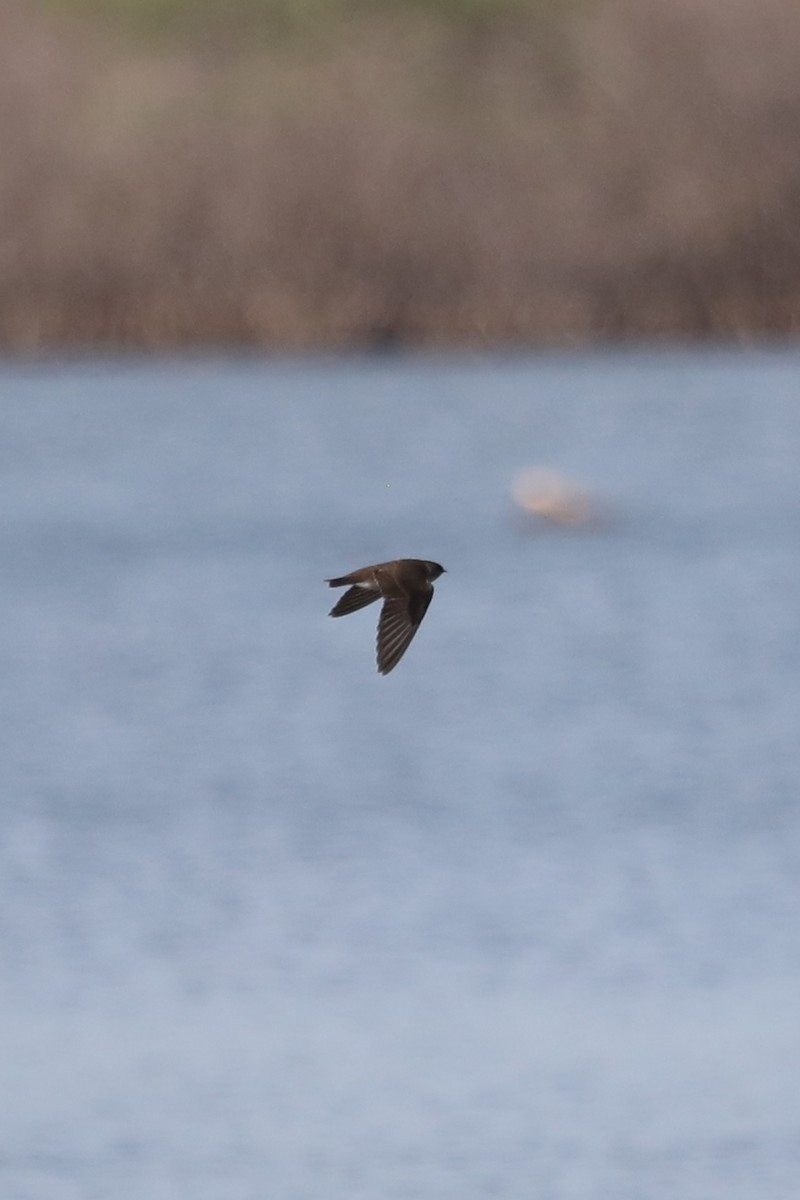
{"left": 3, "top": 0, "right": 800, "bottom": 350}
{"left": 3, "top": 4, "right": 800, "bottom": 1200}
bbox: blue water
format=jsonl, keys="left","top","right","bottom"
{"left": 2, "top": 351, "right": 799, "bottom": 1199}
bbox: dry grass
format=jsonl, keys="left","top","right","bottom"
{"left": 3, "top": 0, "right": 800, "bottom": 350}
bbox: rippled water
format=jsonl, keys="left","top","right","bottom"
{"left": 2, "top": 351, "right": 800, "bottom": 1199}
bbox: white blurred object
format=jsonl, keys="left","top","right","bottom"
{"left": 512, "top": 468, "right": 598, "bottom": 528}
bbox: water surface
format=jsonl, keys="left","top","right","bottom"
{"left": 2, "top": 351, "right": 799, "bottom": 1199}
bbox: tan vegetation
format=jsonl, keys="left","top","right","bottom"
{"left": 3, "top": 0, "right": 800, "bottom": 350}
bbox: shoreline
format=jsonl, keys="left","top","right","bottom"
{"left": 3, "top": 1, "right": 800, "bottom": 350}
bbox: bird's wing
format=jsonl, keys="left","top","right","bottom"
{"left": 328, "top": 585, "right": 381, "bottom": 617}
{"left": 376, "top": 587, "right": 433, "bottom": 674}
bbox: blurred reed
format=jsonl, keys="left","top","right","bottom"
{"left": 3, "top": 0, "right": 800, "bottom": 350}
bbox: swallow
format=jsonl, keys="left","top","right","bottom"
{"left": 326, "top": 559, "right": 446, "bottom": 674}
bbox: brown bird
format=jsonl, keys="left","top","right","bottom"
{"left": 326, "top": 559, "right": 446, "bottom": 675}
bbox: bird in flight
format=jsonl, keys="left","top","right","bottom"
{"left": 326, "top": 559, "right": 446, "bottom": 674}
